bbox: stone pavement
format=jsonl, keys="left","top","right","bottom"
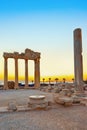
{"left": 0, "top": 89, "right": 53, "bottom": 107}
{"left": 0, "top": 89, "right": 87, "bottom": 130}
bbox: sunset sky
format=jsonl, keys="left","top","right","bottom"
{"left": 0, "top": 0, "right": 87, "bottom": 81}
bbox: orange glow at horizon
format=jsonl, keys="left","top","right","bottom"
{"left": 0, "top": 74, "right": 87, "bottom": 82}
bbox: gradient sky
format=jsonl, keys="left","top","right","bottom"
{"left": 0, "top": 0, "right": 87, "bottom": 81}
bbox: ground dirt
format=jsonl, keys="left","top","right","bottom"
{"left": 0, "top": 89, "right": 87, "bottom": 130}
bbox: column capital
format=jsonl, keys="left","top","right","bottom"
{"left": 4, "top": 56, "right": 8, "bottom": 60}
{"left": 25, "top": 58, "right": 28, "bottom": 61}
{"left": 14, "top": 57, "right": 18, "bottom": 60}
{"left": 34, "top": 58, "right": 40, "bottom": 63}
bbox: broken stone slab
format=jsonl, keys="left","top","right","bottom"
{"left": 0, "top": 107, "right": 8, "bottom": 113}
{"left": 8, "top": 101, "right": 17, "bottom": 111}
{"left": 54, "top": 87, "right": 62, "bottom": 93}
{"left": 59, "top": 89, "right": 70, "bottom": 96}
{"left": 0, "top": 104, "right": 50, "bottom": 113}
{"left": 54, "top": 95, "right": 73, "bottom": 106}
{"left": 70, "top": 88, "right": 76, "bottom": 93}
{"left": 29, "top": 95, "right": 45, "bottom": 103}
{"left": 28, "top": 95, "right": 48, "bottom": 109}
{"left": 59, "top": 97, "right": 73, "bottom": 106}
{"left": 28, "top": 102, "right": 48, "bottom": 109}
{"left": 48, "top": 86, "right": 53, "bottom": 90}
{"left": 17, "top": 106, "right": 32, "bottom": 112}
{"left": 73, "top": 91, "right": 86, "bottom": 97}
{"left": 47, "top": 89, "right": 52, "bottom": 92}
{"left": 80, "top": 97, "right": 87, "bottom": 106}
{"left": 71, "top": 95, "right": 81, "bottom": 103}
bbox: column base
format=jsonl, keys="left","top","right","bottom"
{"left": 24, "top": 86, "right": 29, "bottom": 89}
{"left": 34, "top": 84, "right": 40, "bottom": 89}
{"left": 4, "top": 86, "right": 9, "bottom": 90}
{"left": 14, "top": 86, "right": 19, "bottom": 90}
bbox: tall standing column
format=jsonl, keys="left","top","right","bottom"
{"left": 74, "top": 28, "right": 83, "bottom": 91}
{"left": 15, "top": 58, "right": 18, "bottom": 89}
{"left": 4, "top": 57, "right": 8, "bottom": 89}
{"left": 25, "top": 59, "right": 28, "bottom": 88}
{"left": 34, "top": 58, "right": 40, "bottom": 88}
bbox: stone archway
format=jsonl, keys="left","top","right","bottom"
{"left": 3, "top": 48, "right": 40, "bottom": 89}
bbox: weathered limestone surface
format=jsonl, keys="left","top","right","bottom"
{"left": 25, "top": 59, "right": 28, "bottom": 88}
{"left": 34, "top": 58, "right": 40, "bottom": 88}
{"left": 54, "top": 94, "right": 73, "bottom": 106}
{"left": 8, "top": 101, "right": 17, "bottom": 111}
{"left": 28, "top": 95, "right": 48, "bottom": 109}
{"left": 74, "top": 28, "right": 83, "bottom": 91}
{"left": 4, "top": 57, "right": 8, "bottom": 89}
{"left": 80, "top": 97, "right": 87, "bottom": 106}
{"left": 15, "top": 58, "right": 18, "bottom": 89}
{"left": 8, "top": 81, "right": 15, "bottom": 89}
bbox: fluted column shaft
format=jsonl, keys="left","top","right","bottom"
{"left": 15, "top": 58, "right": 18, "bottom": 89}
{"left": 25, "top": 59, "right": 28, "bottom": 88}
{"left": 34, "top": 58, "right": 40, "bottom": 88}
{"left": 4, "top": 57, "right": 8, "bottom": 89}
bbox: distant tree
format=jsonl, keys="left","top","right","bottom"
{"left": 63, "top": 78, "right": 66, "bottom": 83}
{"left": 32, "top": 80, "right": 33, "bottom": 84}
{"left": 42, "top": 78, "right": 45, "bottom": 84}
{"left": 48, "top": 78, "right": 51, "bottom": 85}
{"left": 55, "top": 78, "right": 59, "bottom": 85}
{"left": 72, "top": 78, "right": 74, "bottom": 83}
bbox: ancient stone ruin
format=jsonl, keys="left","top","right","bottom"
{"left": 28, "top": 95, "right": 48, "bottom": 109}
{"left": 74, "top": 28, "right": 83, "bottom": 91}
{"left": 3, "top": 48, "right": 40, "bottom": 89}
{"left": 40, "top": 28, "right": 87, "bottom": 106}
{"left": 0, "top": 28, "right": 87, "bottom": 114}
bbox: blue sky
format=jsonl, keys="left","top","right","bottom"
{"left": 0, "top": 0, "right": 87, "bottom": 12}
{"left": 0, "top": 0, "right": 87, "bottom": 80}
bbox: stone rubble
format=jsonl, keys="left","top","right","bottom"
{"left": 40, "top": 82, "right": 87, "bottom": 106}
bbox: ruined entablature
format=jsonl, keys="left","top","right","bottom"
{"left": 3, "top": 48, "right": 40, "bottom": 60}
{"left": 3, "top": 52, "right": 18, "bottom": 59}
{"left": 25, "top": 48, "right": 40, "bottom": 60}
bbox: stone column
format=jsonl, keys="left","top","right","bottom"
{"left": 34, "top": 58, "right": 40, "bottom": 88}
{"left": 4, "top": 57, "right": 8, "bottom": 89}
{"left": 15, "top": 58, "right": 18, "bottom": 89}
{"left": 25, "top": 59, "right": 28, "bottom": 88}
{"left": 74, "top": 28, "right": 83, "bottom": 91}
